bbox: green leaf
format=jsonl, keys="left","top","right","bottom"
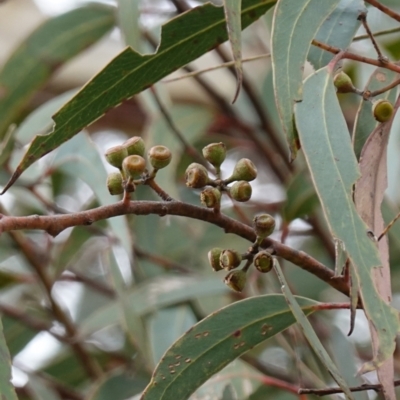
{"left": 283, "top": 169, "right": 319, "bottom": 222}
{"left": 0, "top": 5, "right": 115, "bottom": 139}
{"left": 271, "top": 0, "right": 340, "bottom": 160}
{"left": 148, "top": 305, "right": 197, "bottom": 366}
{"left": 274, "top": 261, "right": 354, "bottom": 400}
{"left": 87, "top": 369, "right": 148, "bottom": 400}
{"left": 117, "top": 0, "right": 141, "bottom": 50}
{"left": 0, "top": 317, "right": 18, "bottom": 400}
{"left": 27, "top": 376, "right": 62, "bottom": 400}
{"left": 294, "top": 66, "right": 400, "bottom": 372}
{"left": 308, "top": 0, "right": 365, "bottom": 70}
{"left": 2, "top": 0, "right": 276, "bottom": 193}
{"left": 141, "top": 294, "right": 318, "bottom": 400}
{"left": 352, "top": 67, "right": 398, "bottom": 159}
{"left": 223, "top": 0, "right": 243, "bottom": 102}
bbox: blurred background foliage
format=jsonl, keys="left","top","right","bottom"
{"left": 1, "top": 0, "right": 400, "bottom": 399}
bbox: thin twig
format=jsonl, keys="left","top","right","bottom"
{"left": 0, "top": 200, "right": 350, "bottom": 297}
{"left": 364, "top": 0, "right": 400, "bottom": 23}
{"left": 163, "top": 53, "right": 271, "bottom": 83}
{"left": 370, "top": 76, "right": 400, "bottom": 98}
{"left": 312, "top": 39, "right": 400, "bottom": 74}
{"left": 378, "top": 210, "right": 400, "bottom": 241}
{"left": 358, "top": 12, "right": 387, "bottom": 62}
{"left": 150, "top": 86, "right": 207, "bottom": 167}
{"left": 299, "top": 379, "right": 400, "bottom": 396}
{"left": 354, "top": 26, "right": 400, "bottom": 41}
{"left": 5, "top": 228, "right": 101, "bottom": 380}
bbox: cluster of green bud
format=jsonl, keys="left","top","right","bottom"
{"left": 332, "top": 71, "right": 395, "bottom": 123}
{"left": 185, "top": 142, "right": 258, "bottom": 209}
{"left": 207, "top": 213, "right": 276, "bottom": 292}
{"left": 105, "top": 136, "right": 172, "bottom": 196}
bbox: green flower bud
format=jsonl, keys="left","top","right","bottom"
{"left": 106, "top": 172, "right": 124, "bottom": 195}
{"left": 122, "top": 155, "right": 146, "bottom": 179}
{"left": 148, "top": 145, "right": 172, "bottom": 170}
{"left": 219, "top": 249, "right": 242, "bottom": 271}
{"left": 202, "top": 142, "right": 226, "bottom": 168}
{"left": 230, "top": 181, "right": 252, "bottom": 202}
{"left": 372, "top": 99, "right": 394, "bottom": 123}
{"left": 105, "top": 145, "right": 128, "bottom": 169}
{"left": 224, "top": 269, "right": 247, "bottom": 292}
{"left": 253, "top": 213, "right": 275, "bottom": 239}
{"left": 200, "top": 187, "right": 221, "bottom": 208}
{"left": 333, "top": 71, "right": 355, "bottom": 94}
{"left": 208, "top": 247, "right": 223, "bottom": 271}
{"left": 227, "top": 158, "right": 257, "bottom": 182}
{"left": 123, "top": 136, "right": 145, "bottom": 156}
{"left": 185, "top": 163, "right": 210, "bottom": 188}
{"left": 254, "top": 251, "right": 273, "bottom": 273}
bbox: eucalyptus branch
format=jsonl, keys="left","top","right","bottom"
{"left": 370, "top": 76, "right": 400, "bottom": 98}
{"left": 364, "top": 0, "right": 400, "bottom": 23}
{"left": 6, "top": 229, "right": 102, "bottom": 380}
{"left": 299, "top": 379, "right": 400, "bottom": 396}
{"left": 358, "top": 12, "right": 387, "bottom": 62}
{"left": 0, "top": 200, "right": 349, "bottom": 296}
{"left": 354, "top": 26, "right": 400, "bottom": 41}
{"left": 312, "top": 39, "right": 400, "bottom": 74}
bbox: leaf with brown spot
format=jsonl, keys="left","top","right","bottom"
{"left": 141, "top": 294, "right": 318, "bottom": 400}
{"left": 354, "top": 96, "right": 400, "bottom": 400}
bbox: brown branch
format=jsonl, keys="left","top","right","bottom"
{"left": 358, "top": 12, "right": 387, "bottom": 62}
{"left": 370, "top": 76, "right": 400, "bottom": 98}
{"left": 6, "top": 229, "right": 102, "bottom": 380}
{"left": 364, "top": 0, "right": 400, "bottom": 23}
{"left": 0, "top": 200, "right": 349, "bottom": 296}
{"left": 312, "top": 39, "right": 400, "bottom": 74}
{"left": 299, "top": 379, "right": 400, "bottom": 396}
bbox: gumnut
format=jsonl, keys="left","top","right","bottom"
{"left": 106, "top": 172, "right": 124, "bottom": 195}
{"left": 185, "top": 163, "right": 210, "bottom": 188}
{"left": 200, "top": 187, "right": 221, "bottom": 208}
{"left": 122, "top": 155, "right": 146, "bottom": 179}
{"left": 202, "top": 142, "right": 226, "bottom": 169}
{"left": 219, "top": 249, "right": 242, "bottom": 271}
{"left": 230, "top": 181, "right": 252, "bottom": 202}
{"left": 372, "top": 99, "right": 394, "bottom": 123}
{"left": 123, "top": 136, "right": 145, "bottom": 157}
{"left": 105, "top": 145, "right": 128, "bottom": 169}
{"left": 148, "top": 145, "right": 172, "bottom": 170}
{"left": 224, "top": 269, "right": 247, "bottom": 292}
{"left": 228, "top": 158, "right": 257, "bottom": 182}
{"left": 254, "top": 251, "right": 273, "bottom": 273}
{"left": 333, "top": 71, "right": 355, "bottom": 93}
{"left": 253, "top": 213, "right": 275, "bottom": 239}
{"left": 208, "top": 248, "right": 224, "bottom": 271}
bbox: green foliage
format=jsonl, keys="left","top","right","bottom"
{"left": 1, "top": 1, "right": 400, "bottom": 399}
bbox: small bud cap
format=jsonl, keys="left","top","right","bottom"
{"left": 372, "top": 99, "right": 394, "bottom": 123}
{"left": 253, "top": 213, "right": 275, "bottom": 239}
{"left": 219, "top": 249, "right": 242, "bottom": 270}
{"left": 230, "top": 181, "right": 252, "bottom": 202}
{"left": 105, "top": 145, "right": 128, "bottom": 169}
{"left": 107, "top": 172, "right": 124, "bottom": 195}
{"left": 333, "top": 71, "right": 355, "bottom": 93}
{"left": 202, "top": 142, "right": 226, "bottom": 168}
{"left": 185, "top": 163, "right": 210, "bottom": 188}
{"left": 224, "top": 270, "right": 247, "bottom": 292}
{"left": 200, "top": 187, "right": 221, "bottom": 208}
{"left": 122, "top": 155, "right": 146, "bottom": 179}
{"left": 254, "top": 251, "right": 273, "bottom": 273}
{"left": 123, "top": 136, "right": 145, "bottom": 156}
{"left": 148, "top": 145, "right": 172, "bottom": 170}
{"left": 208, "top": 248, "right": 223, "bottom": 271}
{"left": 229, "top": 158, "right": 257, "bottom": 182}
